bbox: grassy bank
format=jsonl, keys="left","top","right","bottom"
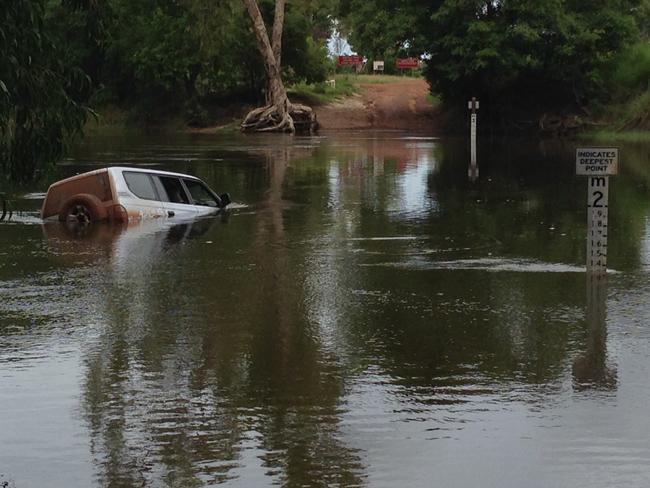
{"left": 288, "top": 74, "right": 420, "bottom": 105}
{"left": 585, "top": 88, "right": 650, "bottom": 142}
{"left": 583, "top": 130, "right": 650, "bottom": 143}
{"left": 288, "top": 77, "right": 357, "bottom": 105}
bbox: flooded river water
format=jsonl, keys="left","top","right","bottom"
{"left": 1, "top": 132, "right": 650, "bottom": 487}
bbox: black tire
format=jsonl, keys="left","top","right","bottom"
{"left": 66, "top": 203, "right": 93, "bottom": 224}
{"left": 59, "top": 194, "right": 107, "bottom": 224}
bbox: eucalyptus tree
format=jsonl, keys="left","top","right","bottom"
{"left": 240, "top": 0, "right": 317, "bottom": 133}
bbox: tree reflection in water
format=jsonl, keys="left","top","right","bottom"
{"left": 72, "top": 155, "right": 364, "bottom": 487}
{"left": 14, "top": 134, "right": 648, "bottom": 487}
{"left": 572, "top": 275, "right": 617, "bottom": 390}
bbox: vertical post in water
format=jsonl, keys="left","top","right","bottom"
{"left": 586, "top": 176, "right": 609, "bottom": 273}
{"left": 0, "top": 193, "right": 6, "bottom": 222}
{"left": 468, "top": 97, "right": 478, "bottom": 165}
{"left": 468, "top": 98, "right": 479, "bottom": 180}
{"left": 572, "top": 271, "right": 615, "bottom": 388}
{"left": 576, "top": 147, "right": 619, "bottom": 275}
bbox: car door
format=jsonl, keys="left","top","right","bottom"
{"left": 153, "top": 175, "right": 197, "bottom": 219}
{"left": 182, "top": 178, "right": 221, "bottom": 217}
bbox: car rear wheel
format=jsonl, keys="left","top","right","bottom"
{"left": 59, "top": 194, "right": 107, "bottom": 224}
{"left": 67, "top": 203, "right": 93, "bottom": 224}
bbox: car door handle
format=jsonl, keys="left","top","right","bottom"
{"left": 167, "top": 211, "right": 175, "bottom": 217}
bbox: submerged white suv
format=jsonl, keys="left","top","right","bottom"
{"left": 41, "top": 167, "right": 231, "bottom": 224}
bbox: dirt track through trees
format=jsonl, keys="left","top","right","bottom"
{"left": 315, "top": 78, "right": 439, "bottom": 132}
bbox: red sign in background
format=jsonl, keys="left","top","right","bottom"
{"left": 396, "top": 57, "right": 419, "bottom": 69}
{"left": 338, "top": 55, "right": 364, "bottom": 66}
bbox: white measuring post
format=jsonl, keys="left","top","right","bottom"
{"left": 468, "top": 98, "right": 479, "bottom": 165}
{"left": 576, "top": 147, "right": 619, "bottom": 274}
{"left": 587, "top": 176, "right": 609, "bottom": 272}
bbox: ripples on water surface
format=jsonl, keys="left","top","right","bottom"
{"left": 1, "top": 133, "right": 650, "bottom": 487}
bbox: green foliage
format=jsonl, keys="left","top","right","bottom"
{"left": 338, "top": 0, "right": 432, "bottom": 62}
{"left": 636, "top": 0, "right": 650, "bottom": 38}
{"left": 0, "top": 0, "right": 337, "bottom": 180}
{"left": 101, "top": 0, "right": 204, "bottom": 120}
{"left": 625, "top": 88, "right": 650, "bottom": 126}
{"left": 600, "top": 87, "right": 650, "bottom": 130}
{"left": 423, "top": 0, "right": 641, "bottom": 115}
{"left": 1, "top": 0, "right": 89, "bottom": 182}
{"left": 256, "top": 0, "right": 334, "bottom": 85}
{"left": 299, "top": 37, "right": 332, "bottom": 84}
{"left": 609, "top": 42, "right": 650, "bottom": 91}
{"left": 183, "top": 0, "right": 266, "bottom": 101}
{"left": 340, "top": 0, "right": 645, "bottom": 123}
{"left": 288, "top": 74, "right": 422, "bottom": 105}
{"left": 592, "top": 42, "right": 650, "bottom": 130}
{"left": 43, "top": 0, "right": 337, "bottom": 122}
{"left": 587, "top": 127, "right": 650, "bottom": 142}
{"left": 289, "top": 75, "right": 357, "bottom": 104}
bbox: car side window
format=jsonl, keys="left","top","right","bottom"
{"left": 158, "top": 176, "right": 190, "bottom": 204}
{"left": 123, "top": 172, "right": 158, "bottom": 201}
{"left": 183, "top": 179, "right": 219, "bottom": 207}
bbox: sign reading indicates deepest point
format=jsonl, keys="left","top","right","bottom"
{"left": 576, "top": 147, "right": 618, "bottom": 176}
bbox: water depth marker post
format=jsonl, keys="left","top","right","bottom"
{"left": 576, "top": 147, "right": 619, "bottom": 274}
{"left": 468, "top": 97, "right": 479, "bottom": 180}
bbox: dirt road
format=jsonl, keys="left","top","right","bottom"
{"left": 315, "top": 78, "right": 439, "bottom": 132}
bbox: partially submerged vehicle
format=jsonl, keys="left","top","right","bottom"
{"left": 41, "top": 167, "right": 231, "bottom": 224}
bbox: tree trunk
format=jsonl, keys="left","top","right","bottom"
{"left": 265, "top": 0, "right": 284, "bottom": 105}
{"left": 240, "top": 0, "right": 317, "bottom": 133}
{"left": 271, "top": 0, "right": 284, "bottom": 67}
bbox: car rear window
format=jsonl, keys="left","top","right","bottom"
{"left": 124, "top": 172, "right": 158, "bottom": 200}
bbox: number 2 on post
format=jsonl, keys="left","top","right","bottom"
{"left": 592, "top": 191, "right": 604, "bottom": 208}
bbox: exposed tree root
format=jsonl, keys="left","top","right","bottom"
{"left": 241, "top": 102, "right": 318, "bottom": 133}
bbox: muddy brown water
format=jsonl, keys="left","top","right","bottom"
{"left": 2, "top": 132, "right": 650, "bottom": 487}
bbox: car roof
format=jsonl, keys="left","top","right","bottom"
{"left": 46, "top": 166, "right": 203, "bottom": 190}
{"left": 109, "top": 166, "right": 200, "bottom": 180}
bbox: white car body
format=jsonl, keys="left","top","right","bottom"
{"left": 41, "top": 167, "right": 230, "bottom": 224}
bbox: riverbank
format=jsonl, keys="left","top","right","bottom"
{"left": 85, "top": 75, "right": 647, "bottom": 139}
{"left": 85, "top": 75, "right": 441, "bottom": 135}
{"left": 314, "top": 78, "right": 439, "bottom": 132}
